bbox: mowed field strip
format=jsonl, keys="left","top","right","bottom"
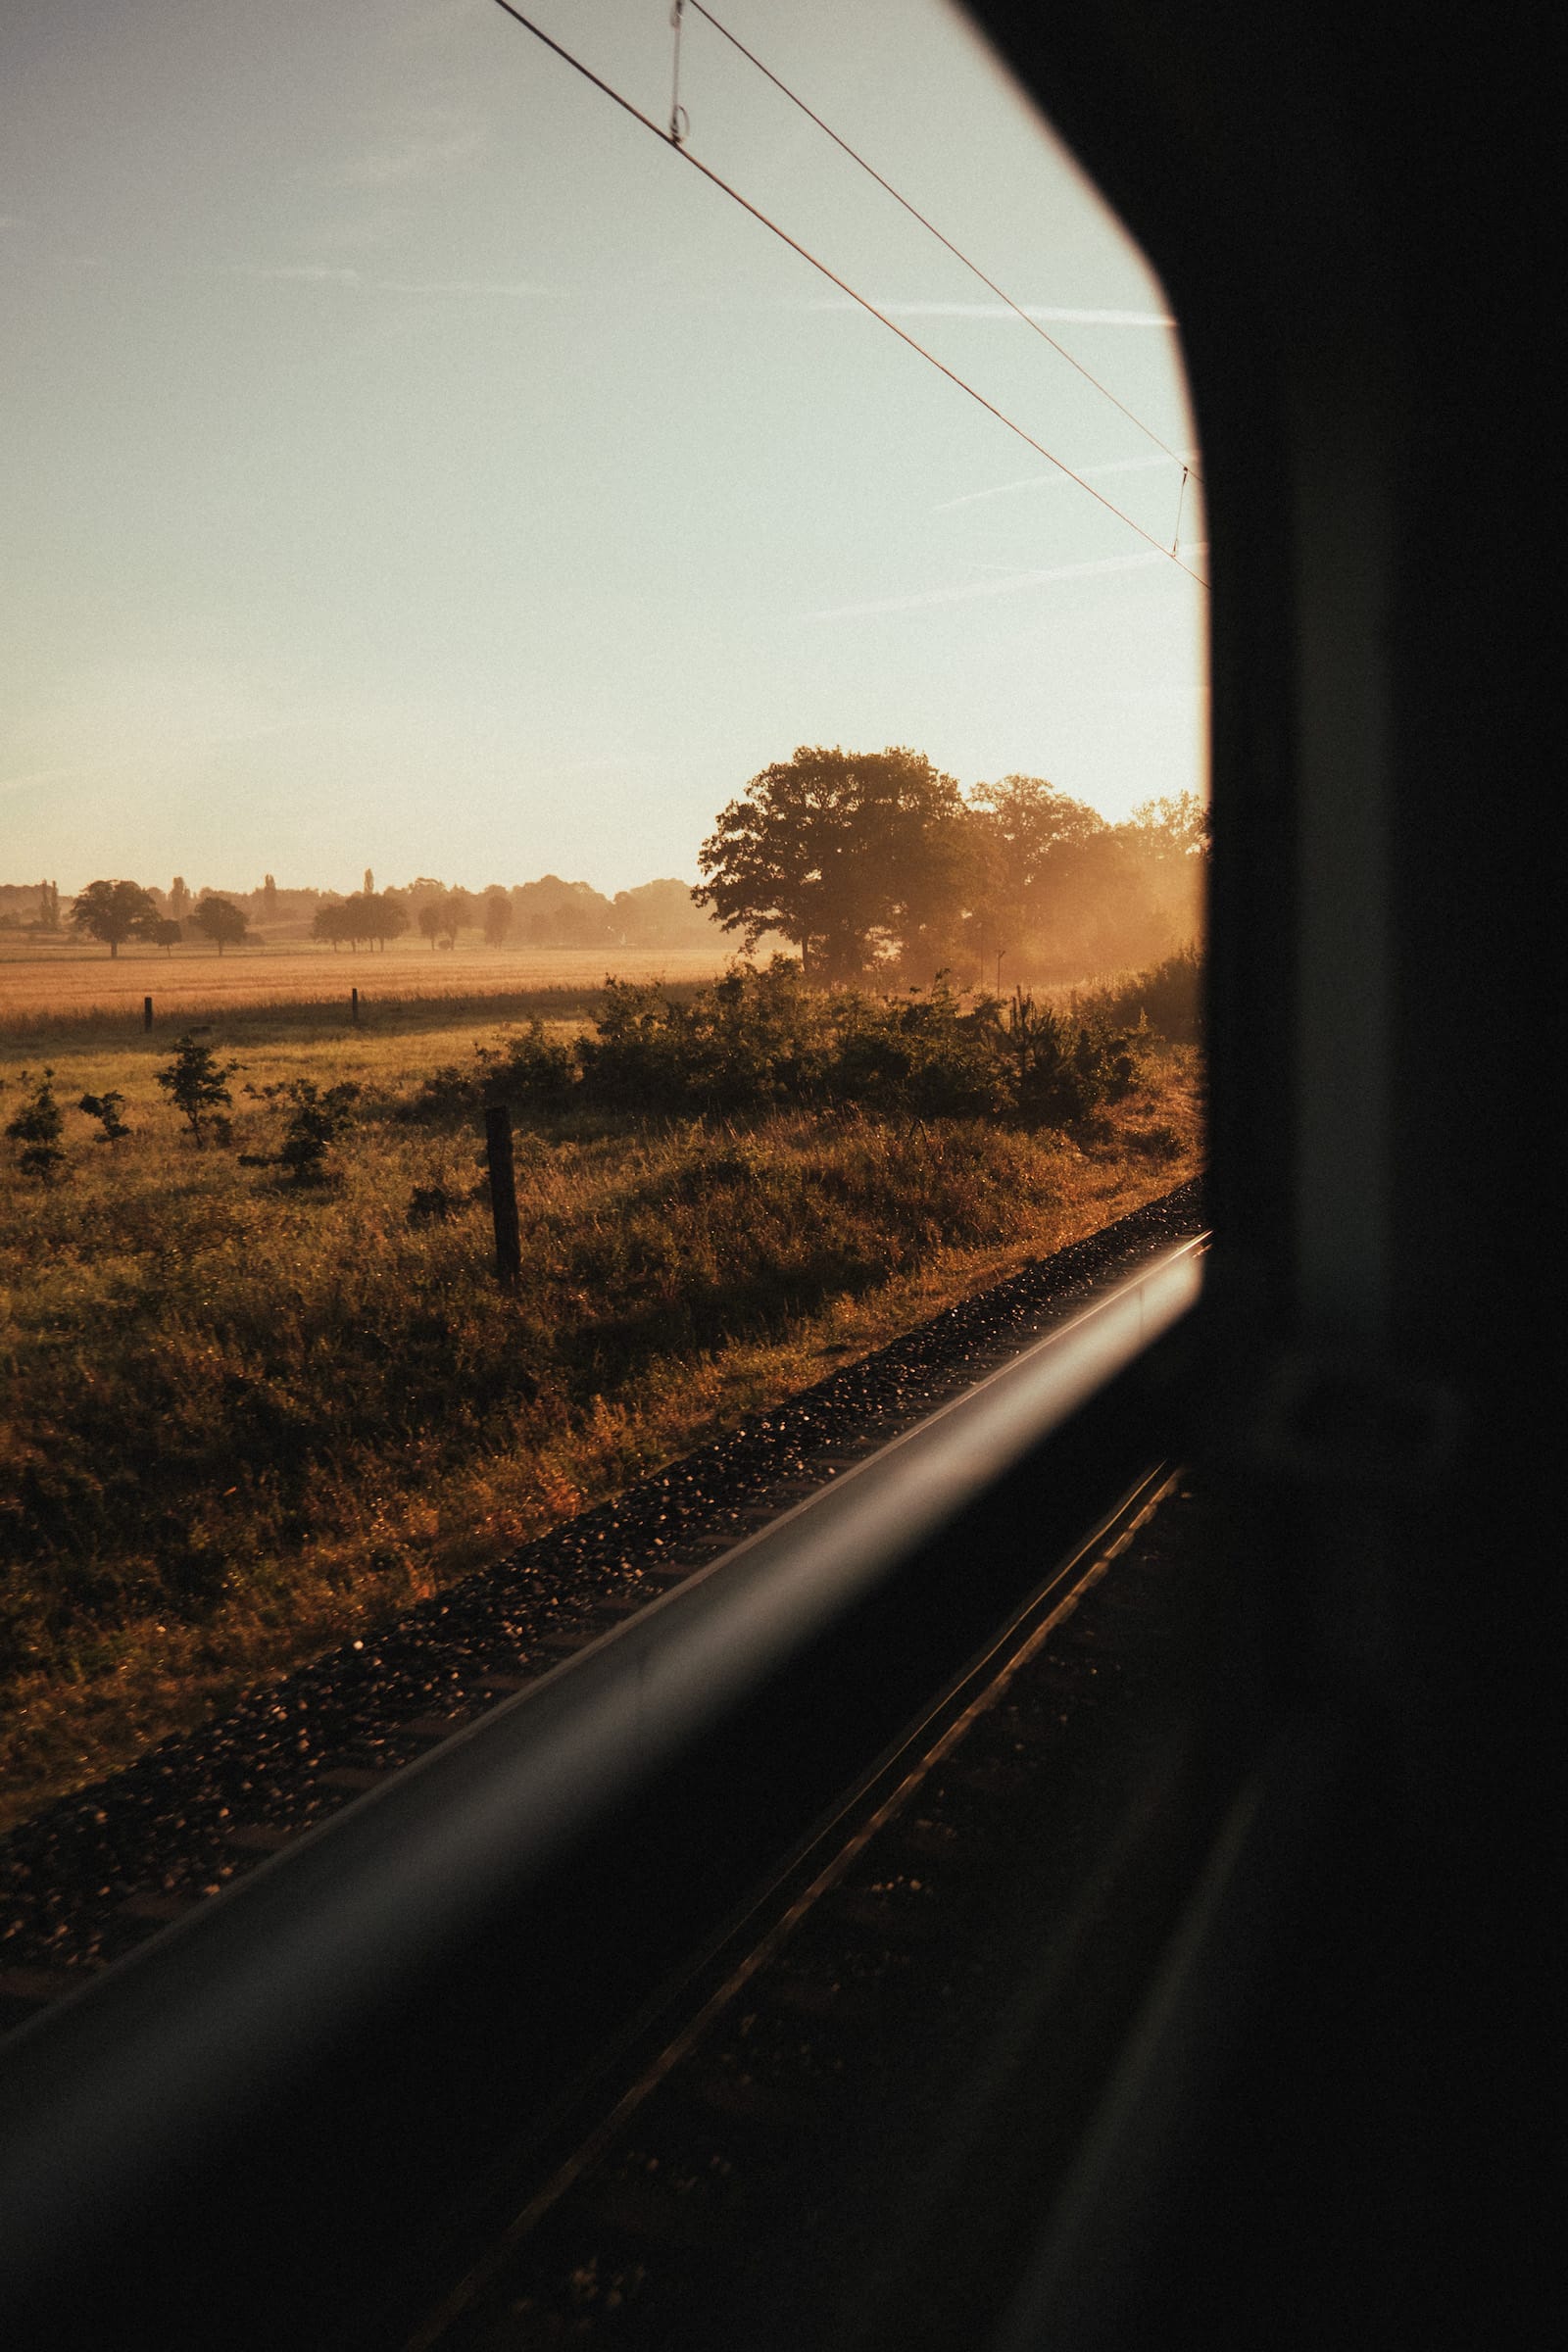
{"left": 0, "top": 944, "right": 733, "bottom": 1035}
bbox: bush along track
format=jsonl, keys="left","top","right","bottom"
{"left": 409, "top": 958, "right": 1158, "bottom": 1126}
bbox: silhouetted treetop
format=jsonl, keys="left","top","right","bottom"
{"left": 696, "top": 746, "right": 970, "bottom": 983}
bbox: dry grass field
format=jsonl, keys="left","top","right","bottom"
{"left": 0, "top": 942, "right": 732, "bottom": 1036}
{"left": 1, "top": 978, "right": 1201, "bottom": 1830}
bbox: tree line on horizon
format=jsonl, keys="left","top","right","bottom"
{"left": 4, "top": 746, "right": 1206, "bottom": 984}
{"left": 0, "top": 872, "right": 726, "bottom": 958}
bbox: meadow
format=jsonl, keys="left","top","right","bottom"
{"left": 1, "top": 966, "right": 1200, "bottom": 1830}
{"left": 0, "top": 941, "right": 731, "bottom": 1037}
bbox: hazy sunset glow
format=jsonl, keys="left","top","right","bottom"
{"left": 1, "top": 0, "right": 1205, "bottom": 895}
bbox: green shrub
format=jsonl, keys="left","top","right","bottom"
{"left": 77, "top": 1089, "right": 131, "bottom": 1143}
{"left": 1082, "top": 943, "right": 1202, "bottom": 1043}
{"left": 477, "top": 1019, "right": 576, "bottom": 1110}
{"left": 575, "top": 962, "right": 833, "bottom": 1113}
{"left": 238, "top": 1078, "right": 362, "bottom": 1182}
{"left": 5, "top": 1069, "right": 67, "bottom": 1181}
{"left": 402, "top": 960, "right": 1149, "bottom": 1133}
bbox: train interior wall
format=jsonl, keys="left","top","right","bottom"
{"left": 967, "top": 4, "right": 1552, "bottom": 2341}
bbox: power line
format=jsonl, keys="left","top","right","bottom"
{"left": 486, "top": 1, "right": 1208, "bottom": 588}
{"left": 688, "top": 0, "right": 1201, "bottom": 487}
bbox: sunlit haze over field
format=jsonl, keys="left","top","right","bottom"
{"left": 1, "top": 0, "right": 1205, "bottom": 897}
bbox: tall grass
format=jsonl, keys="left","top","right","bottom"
{"left": 1, "top": 993, "right": 1201, "bottom": 1826}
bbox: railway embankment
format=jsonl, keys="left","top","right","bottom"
{"left": 0, "top": 1180, "right": 1200, "bottom": 2029}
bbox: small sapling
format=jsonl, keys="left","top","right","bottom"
{"left": 5, "top": 1068, "right": 67, "bottom": 1181}
{"left": 157, "top": 1031, "right": 239, "bottom": 1147}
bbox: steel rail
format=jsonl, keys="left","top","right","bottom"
{"left": 0, "top": 1237, "right": 1205, "bottom": 2349}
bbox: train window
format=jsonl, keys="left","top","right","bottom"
{"left": 1, "top": 0, "right": 1204, "bottom": 1836}
{"left": 1, "top": 7, "right": 1227, "bottom": 2346}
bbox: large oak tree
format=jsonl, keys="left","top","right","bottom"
{"left": 695, "top": 745, "right": 971, "bottom": 983}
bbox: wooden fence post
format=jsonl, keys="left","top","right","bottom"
{"left": 351, "top": 987, "right": 360, "bottom": 1025}
{"left": 143, "top": 995, "right": 154, "bottom": 1033}
{"left": 484, "top": 1102, "right": 522, "bottom": 1286}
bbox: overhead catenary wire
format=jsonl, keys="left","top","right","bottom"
{"left": 667, "top": 0, "right": 689, "bottom": 147}
{"left": 688, "top": 0, "right": 1200, "bottom": 487}
{"left": 486, "top": 1, "right": 1207, "bottom": 588}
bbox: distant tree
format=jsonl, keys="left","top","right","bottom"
{"left": 364, "top": 867, "right": 374, "bottom": 895}
{"left": 966, "top": 776, "right": 1106, "bottom": 979}
{"left": 150, "top": 917, "right": 182, "bottom": 955}
{"left": 365, "top": 891, "right": 410, "bottom": 950}
{"left": 482, "top": 888, "right": 513, "bottom": 948}
{"left": 70, "top": 879, "right": 160, "bottom": 959}
{"left": 189, "top": 893, "right": 251, "bottom": 956}
{"left": 37, "top": 881, "right": 61, "bottom": 933}
{"left": 416, "top": 887, "right": 469, "bottom": 949}
{"left": 696, "top": 746, "right": 970, "bottom": 983}
{"left": 5, "top": 1068, "right": 67, "bottom": 1180}
{"left": 613, "top": 877, "right": 718, "bottom": 949}
{"left": 262, "top": 873, "right": 278, "bottom": 921}
{"left": 157, "top": 1032, "right": 239, "bottom": 1146}
{"left": 313, "top": 892, "right": 407, "bottom": 951}
{"left": 1122, "top": 791, "right": 1210, "bottom": 858}
{"left": 169, "top": 876, "right": 191, "bottom": 920}
{"left": 511, "top": 875, "right": 616, "bottom": 949}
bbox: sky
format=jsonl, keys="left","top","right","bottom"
{"left": 1, "top": 0, "right": 1206, "bottom": 898}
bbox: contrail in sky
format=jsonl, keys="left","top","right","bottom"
{"left": 933, "top": 452, "right": 1199, "bottom": 512}
{"left": 804, "top": 300, "right": 1177, "bottom": 327}
{"left": 807, "top": 546, "right": 1207, "bottom": 621}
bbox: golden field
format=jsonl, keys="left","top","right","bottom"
{"left": 0, "top": 941, "right": 733, "bottom": 1035}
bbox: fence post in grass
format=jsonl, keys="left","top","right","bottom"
{"left": 484, "top": 1102, "right": 522, "bottom": 1286}
{"left": 351, "top": 986, "right": 360, "bottom": 1025}
{"left": 143, "top": 995, "right": 153, "bottom": 1033}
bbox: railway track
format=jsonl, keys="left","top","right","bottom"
{"left": 402, "top": 1471, "right": 1218, "bottom": 2352}
{"left": 0, "top": 1200, "right": 1213, "bottom": 2349}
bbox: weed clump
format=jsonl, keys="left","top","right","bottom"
{"left": 408, "top": 1182, "right": 463, "bottom": 1224}
{"left": 5, "top": 1069, "right": 67, "bottom": 1181}
{"left": 77, "top": 1089, "right": 131, "bottom": 1144}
